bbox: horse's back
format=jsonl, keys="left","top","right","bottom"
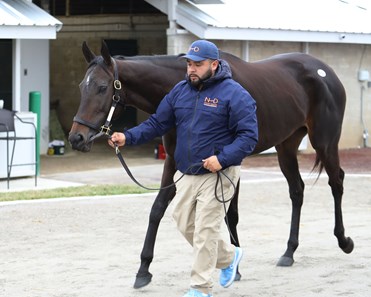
{"left": 224, "top": 51, "right": 344, "bottom": 97}
{"left": 221, "top": 51, "right": 346, "bottom": 152}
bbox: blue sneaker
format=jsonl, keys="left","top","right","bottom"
{"left": 182, "top": 289, "right": 213, "bottom": 297}
{"left": 219, "top": 247, "right": 243, "bottom": 288}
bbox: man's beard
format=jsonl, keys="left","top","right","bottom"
{"left": 189, "top": 68, "right": 213, "bottom": 88}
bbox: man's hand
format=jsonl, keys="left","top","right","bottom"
{"left": 202, "top": 155, "right": 222, "bottom": 173}
{"left": 108, "top": 132, "right": 126, "bottom": 148}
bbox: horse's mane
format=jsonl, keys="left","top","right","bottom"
{"left": 113, "top": 54, "right": 185, "bottom": 68}
{"left": 90, "top": 51, "right": 244, "bottom": 71}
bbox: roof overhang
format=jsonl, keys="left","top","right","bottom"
{"left": 0, "top": 0, "right": 62, "bottom": 39}
{"left": 176, "top": 9, "right": 369, "bottom": 44}
{"left": 146, "top": 0, "right": 371, "bottom": 45}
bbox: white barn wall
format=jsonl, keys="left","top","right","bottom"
{"left": 20, "top": 39, "right": 50, "bottom": 154}
{"left": 309, "top": 43, "right": 371, "bottom": 150}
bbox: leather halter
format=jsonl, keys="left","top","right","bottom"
{"left": 73, "top": 58, "right": 123, "bottom": 142}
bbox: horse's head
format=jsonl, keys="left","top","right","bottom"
{"left": 68, "top": 41, "right": 122, "bottom": 152}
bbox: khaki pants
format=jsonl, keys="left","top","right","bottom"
{"left": 172, "top": 166, "right": 240, "bottom": 294}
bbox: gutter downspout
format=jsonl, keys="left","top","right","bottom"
{"left": 360, "top": 84, "right": 369, "bottom": 148}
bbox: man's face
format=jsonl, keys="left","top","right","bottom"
{"left": 186, "top": 59, "right": 219, "bottom": 88}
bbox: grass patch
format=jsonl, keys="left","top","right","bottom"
{"left": 0, "top": 184, "right": 157, "bottom": 202}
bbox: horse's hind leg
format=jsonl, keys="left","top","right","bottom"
{"left": 313, "top": 145, "right": 354, "bottom": 254}
{"left": 307, "top": 77, "right": 354, "bottom": 255}
{"left": 275, "top": 128, "right": 307, "bottom": 267}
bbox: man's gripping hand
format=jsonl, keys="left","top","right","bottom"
{"left": 108, "top": 132, "right": 126, "bottom": 148}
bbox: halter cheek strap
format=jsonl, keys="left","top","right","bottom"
{"left": 99, "top": 59, "right": 122, "bottom": 138}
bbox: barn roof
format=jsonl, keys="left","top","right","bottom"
{"left": 146, "top": 0, "right": 371, "bottom": 44}
{"left": 0, "top": 0, "right": 62, "bottom": 39}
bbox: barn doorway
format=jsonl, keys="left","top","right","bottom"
{"left": 0, "top": 39, "right": 12, "bottom": 110}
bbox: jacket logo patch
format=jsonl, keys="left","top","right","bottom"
{"left": 203, "top": 97, "right": 219, "bottom": 108}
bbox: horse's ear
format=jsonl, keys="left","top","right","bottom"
{"left": 101, "top": 40, "right": 112, "bottom": 66}
{"left": 82, "top": 41, "right": 96, "bottom": 63}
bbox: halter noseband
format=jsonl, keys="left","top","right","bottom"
{"left": 73, "top": 58, "right": 123, "bottom": 142}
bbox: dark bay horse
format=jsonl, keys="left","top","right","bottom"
{"left": 68, "top": 41, "right": 354, "bottom": 288}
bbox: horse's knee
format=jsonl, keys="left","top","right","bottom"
{"left": 289, "top": 191, "right": 304, "bottom": 208}
{"left": 148, "top": 189, "right": 175, "bottom": 224}
{"left": 148, "top": 204, "right": 166, "bottom": 225}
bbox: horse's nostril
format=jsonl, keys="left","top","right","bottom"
{"left": 76, "top": 133, "right": 84, "bottom": 142}
{"left": 69, "top": 132, "right": 84, "bottom": 146}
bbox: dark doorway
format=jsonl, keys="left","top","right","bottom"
{"left": 105, "top": 39, "right": 138, "bottom": 57}
{"left": 105, "top": 39, "right": 138, "bottom": 130}
{"left": 0, "top": 39, "right": 13, "bottom": 110}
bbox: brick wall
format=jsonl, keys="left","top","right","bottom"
{"left": 50, "top": 14, "right": 168, "bottom": 135}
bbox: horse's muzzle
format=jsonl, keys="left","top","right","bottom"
{"left": 68, "top": 132, "right": 93, "bottom": 152}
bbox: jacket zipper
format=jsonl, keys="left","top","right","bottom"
{"left": 187, "top": 91, "right": 200, "bottom": 164}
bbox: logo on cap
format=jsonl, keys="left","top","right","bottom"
{"left": 190, "top": 46, "right": 200, "bottom": 52}
{"left": 182, "top": 40, "right": 219, "bottom": 61}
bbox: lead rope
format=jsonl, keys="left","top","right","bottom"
{"left": 114, "top": 142, "right": 238, "bottom": 244}
{"left": 215, "top": 171, "right": 238, "bottom": 244}
{"left": 114, "top": 143, "right": 204, "bottom": 190}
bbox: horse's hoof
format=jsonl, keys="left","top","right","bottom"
{"left": 133, "top": 272, "right": 152, "bottom": 289}
{"left": 342, "top": 237, "right": 354, "bottom": 254}
{"left": 276, "top": 256, "right": 294, "bottom": 267}
{"left": 235, "top": 271, "right": 241, "bottom": 281}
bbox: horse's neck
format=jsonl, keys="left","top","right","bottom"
{"left": 119, "top": 57, "right": 186, "bottom": 114}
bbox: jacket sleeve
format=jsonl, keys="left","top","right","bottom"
{"left": 124, "top": 93, "right": 176, "bottom": 145}
{"left": 217, "top": 87, "right": 258, "bottom": 168}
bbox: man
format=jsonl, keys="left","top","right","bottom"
{"left": 109, "top": 40, "right": 258, "bottom": 297}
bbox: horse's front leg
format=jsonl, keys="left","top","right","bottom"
{"left": 134, "top": 149, "right": 177, "bottom": 289}
{"left": 134, "top": 185, "right": 176, "bottom": 288}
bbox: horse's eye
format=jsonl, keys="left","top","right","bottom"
{"left": 98, "top": 86, "right": 108, "bottom": 94}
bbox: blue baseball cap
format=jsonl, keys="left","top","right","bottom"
{"left": 182, "top": 40, "right": 219, "bottom": 62}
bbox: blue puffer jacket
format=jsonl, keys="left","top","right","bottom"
{"left": 124, "top": 60, "right": 258, "bottom": 174}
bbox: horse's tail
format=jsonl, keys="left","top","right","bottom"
{"left": 311, "top": 153, "right": 324, "bottom": 182}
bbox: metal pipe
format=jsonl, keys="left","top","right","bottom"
{"left": 360, "top": 85, "right": 369, "bottom": 148}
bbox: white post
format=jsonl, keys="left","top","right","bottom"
{"left": 242, "top": 40, "right": 249, "bottom": 61}
{"left": 12, "top": 39, "right": 21, "bottom": 112}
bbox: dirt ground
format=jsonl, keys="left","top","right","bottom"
{"left": 244, "top": 147, "right": 371, "bottom": 173}
{"left": 40, "top": 140, "right": 371, "bottom": 175}
{"left": 1, "top": 145, "right": 370, "bottom": 297}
